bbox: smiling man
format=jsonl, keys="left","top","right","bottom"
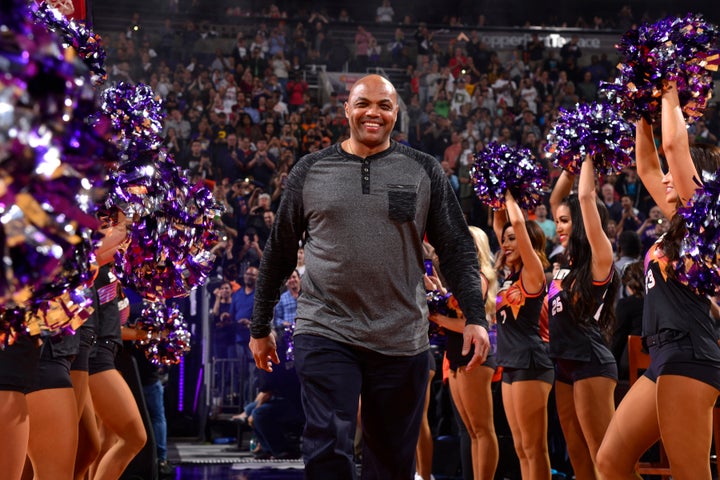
{"left": 250, "top": 74, "right": 489, "bottom": 479}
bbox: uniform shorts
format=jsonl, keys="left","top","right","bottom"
{"left": 645, "top": 334, "right": 720, "bottom": 391}
{"left": 26, "top": 342, "right": 73, "bottom": 393}
{"left": 554, "top": 351, "right": 618, "bottom": 384}
{"left": 502, "top": 365, "right": 554, "bottom": 385}
{"left": 0, "top": 336, "right": 41, "bottom": 392}
{"left": 88, "top": 340, "right": 119, "bottom": 375}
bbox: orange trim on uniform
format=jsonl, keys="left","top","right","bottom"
{"left": 591, "top": 268, "right": 615, "bottom": 287}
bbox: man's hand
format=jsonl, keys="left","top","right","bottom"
{"left": 249, "top": 331, "right": 279, "bottom": 372}
{"left": 461, "top": 324, "right": 490, "bottom": 371}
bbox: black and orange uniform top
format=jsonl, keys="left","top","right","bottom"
{"left": 496, "top": 269, "right": 551, "bottom": 369}
{"left": 92, "top": 264, "right": 123, "bottom": 348}
{"left": 548, "top": 265, "right": 614, "bottom": 364}
{"left": 643, "top": 243, "right": 720, "bottom": 361}
{"left": 445, "top": 273, "right": 494, "bottom": 370}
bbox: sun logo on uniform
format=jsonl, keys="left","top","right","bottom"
{"left": 497, "top": 282, "right": 525, "bottom": 322}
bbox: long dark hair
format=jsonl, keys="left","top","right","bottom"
{"left": 660, "top": 143, "right": 720, "bottom": 279}
{"left": 560, "top": 195, "right": 620, "bottom": 340}
{"left": 499, "top": 220, "right": 550, "bottom": 271}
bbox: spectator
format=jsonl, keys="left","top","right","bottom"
{"left": 162, "top": 126, "right": 183, "bottom": 158}
{"left": 525, "top": 32, "right": 546, "bottom": 71}
{"left": 600, "top": 182, "right": 623, "bottom": 223}
{"left": 246, "top": 138, "right": 277, "bottom": 188}
{"left": 286, "top": 73, "right": 308, "bottom": 113}
{"left": 236, "top": 333, "right": 304, "bottom": 459}
{"left": 534, "top": 204, "right": 557, "bottom": 253}
{"left": 337, "top": 8, "right": 352, "bottom": 23}
{"left": 193, "top": 149, "right": 214, "bottom": 181}
{"left": 231, "top": 33, "right": 248, "bottom": 65}
{"left": 450, "top": 76, "right": 472, "bottom": 115}
{"left": 179, "top": 138, "right": 203, "bottom": 172}
{"left": 414, "top": 22, "right": 433, "bottom": 59}
{"left": 617, "top": 194, "right": 645, "bottom": 234}
{"left": 448, "top": 47, "right": 470, "bottom": 80}
{"left": 212, "top": 282, "right": 237, "bottom": 359}
{"left": 614, "top": 230, "right": 642, "bottom": 281}
{"left": 492, "top": 70, "right": 516, "bottom": 110}
{"left": 576, "top": 71, "right": 598, "bottom": 101}
{"left": 354, "top": 25, "right": 374, "bottom": 71}
{"left": 635, "top": 205, "right": 667, "bottom": 254}
{"left": 212, "top": 132, "right": 242, "bottom": 182}
{"left": 559, "top": 35, "right": 582, "bottom": 70}
{"left": 442, "top": 131, "right": 463, "bottom": 173}
{"left": 689, "top": 118, "right": 719, "bottom": 144}
{"left": 609, "top": 261, "right": 644, "bottom": 381}
{"left": 518, "top": 77, "right": 539, "bottom": 114}
{"left": 614, "top": 166, "right": 649, "bottom": 211}
{"left": 387, "top": 28, "right": 406, "bottom": 66}
{"left": 230, "top": 265, "right": 260, "bottom": 404}
{"left": 375, "top": 0, "right": 395, "bottom": 23}
{"left": 273, "top": 269, "right": 301, "bottom": 330}
{"left": 129, "top": 344, "right": 172, "bottom": 478}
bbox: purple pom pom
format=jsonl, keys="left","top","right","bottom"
{"left": 546, "top": 102, "right": 635, "bottom": 175}
{"left": 283, "top": 323, "right": 295, "bottom": 361}
{"left": 0, "top": 0, "right": 113, "bottom": 315}
{"left": 112, "top": 152, "right": 223, "bottom": 300}
{"left": 101, "top": 82, "right": 164, "bottom": 159}
{"left": 32, "top": 2, "right": 107, "bottom": 85}
{"left": 675, "top": 169, "right": 720, "bottom": 296}
{"left": 600, "top": 13, "right": 720, "bottom": 124}
{"left": 135, "top": 301, "right": 191, "bottom": 365}
{"left": 471, "top": 142, "right": 547, "bottom": 210}
{"left": 426, "top": 290, "right": 461, "bottom": 318}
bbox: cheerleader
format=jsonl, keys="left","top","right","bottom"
{"left": 88, "top": 215, "right": 147, "bottom": 480}
{"left": 493, "top": 191, "right": 553, "bottom": 480}
{"left": 0, "top": 336, "right": 41, "bottom": 480}
{"left": 426, "top": 226, "right": 499, "bottom": 479}
{"left": 597, "top": 81, "right": 720, "bottom": 479}
{"left": 548, "top": 156, "right": 619, "bottom": 479}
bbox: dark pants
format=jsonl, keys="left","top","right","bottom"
{"left": 252, "top": 396, "right": 304, "bottom": 456}
{"left": 294, "top": 334, "right": 430, "bottom": 480}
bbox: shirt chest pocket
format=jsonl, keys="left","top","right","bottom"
{"left": 387, "top": 184, "right": 417, "bottom": 223}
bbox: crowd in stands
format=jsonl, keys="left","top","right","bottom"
{"left": 101, "top": 0, "right": 720, "bottom": 357}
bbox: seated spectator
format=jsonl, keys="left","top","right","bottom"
{"left": 234, "top": 333, "right": 303, "bottom": 459}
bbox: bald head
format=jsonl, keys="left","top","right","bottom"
{"left": 348, "top": 74, "right": 398, "bottom": 104}
{"left": 344, "top": 75, "right": 399, "bottom": 155}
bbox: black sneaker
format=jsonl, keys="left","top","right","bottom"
{"left": 158, "top": 460, "right": 173, "bottom": 477}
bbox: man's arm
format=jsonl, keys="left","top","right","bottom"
{"left": 250, "top": 157, "right": 310, "bottom": 371}
{"left": 423, "top": 154, "right": 490, "bottom": 369}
